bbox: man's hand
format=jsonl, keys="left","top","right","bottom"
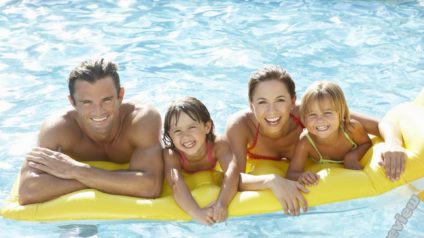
{"left": 26, "top": 147, "right": 87, "bottom": 179}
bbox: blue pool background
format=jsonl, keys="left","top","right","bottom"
{"left": 1, "top": 0, "right": 424, "bottom": 237}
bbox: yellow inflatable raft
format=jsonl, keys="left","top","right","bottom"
{"left": 2, "top": 89, "right": 424, "bottom": 221}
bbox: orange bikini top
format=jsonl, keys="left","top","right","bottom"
{"left": 247, "top": 114, "right": 305, "bottom": 161}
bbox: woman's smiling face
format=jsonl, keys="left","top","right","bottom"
{"left": 250, "top": 79, "right": 295, "bottom": 136}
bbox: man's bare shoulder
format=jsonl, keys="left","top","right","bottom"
{"left": 38, "top": 109, "right": 81, "bottom": 148}
{"left": 122, "top": 102, "right": 160, "bottom": 124}
{"left": 122, "top": 102, "right": 161, "bottom": 144}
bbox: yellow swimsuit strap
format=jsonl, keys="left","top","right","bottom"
{"left": 305, "top": 126, "right": 356, "bottom": 164}
{"left": 340, "top": 126, "right": 358, "bottom": 150}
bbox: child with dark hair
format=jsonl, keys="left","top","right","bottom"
{"left": 163, "top": 96, "right": 239, "bottom": 225}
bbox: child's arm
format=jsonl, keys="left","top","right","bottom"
{"left": 163, "top": 149, "right": 214, "bottom": 225}
{"left": 287, "top": 138, "right": 319, "bottom": 185}
{"left": 344, "top": 120, "right": 372, "bottom": 170}
{"left": 211, "top": 139, "right": 240, "bottom": 222}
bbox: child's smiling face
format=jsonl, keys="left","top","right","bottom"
{"left": 304, "top": 98, "right": 340, "bottom": 139}
{"left": 169, "top": 112, "right": 211, "bottom": 156}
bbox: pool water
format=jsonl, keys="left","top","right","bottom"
{"left": 1, "top": 0, "right": 423, "bottom": 237}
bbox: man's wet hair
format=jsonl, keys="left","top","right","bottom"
{"left": 68, "top": 58, "right": 120, "bottom": 102}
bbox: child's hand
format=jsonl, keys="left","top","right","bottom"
{"left": 298, "top": 172, "right": 319, "bottom": 186}
{"left": 209, "top": 201, "right": 228, "bottom": 223}
{"left": 191, "top": 207, "right": 215, "bottom": 225}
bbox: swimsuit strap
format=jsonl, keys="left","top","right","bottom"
{"left": 207, "top": 141, "right": 216, "bottom": 164}
{"left": 305, "top": 130, "right": 344, "bottom": 164}
{"left": 340, "top": 126, "right": 358, "bottom": 150}
{"left": 305, "top": 131, "right": 324, "bottom": 163}
{"left": 247, "top": 123, "right": 260, "bottom": 151}
{"left": 249, "top": 114, "right": 303, "bottom": 152}
{"left": 290, "top": 113, "right": 305, "bottom": 128}
{"left": 177, "top": 150, "right": 190, "bottom": 171}
{"left": 246, "top": 114, "right": 304, "bottom": 161}
{"left": 178, "top": 142, "right": 217, "bottom": 173}
{"left": 246, "top": 123, "right": 281, "bottom": 160}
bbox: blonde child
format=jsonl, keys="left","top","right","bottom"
{"left": 287, "top": 81, "right": 372, "bottom": 185}
{"left": 163, "top": 96, "right": 239, "bottom": 225}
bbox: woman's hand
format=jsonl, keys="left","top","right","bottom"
{"left": 269, "top": 175, "right": 309, "bottom": 216}
{"left": 379, "top": 143, "right": 406, "bottom": 181}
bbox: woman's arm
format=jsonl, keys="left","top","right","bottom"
{"left": 224, "top": 111, "right": 250, "bottom": 172}
{"left": 350, "top": 111, "right": 380, "bottom": 136}
{"left": 239, "top": 173, "right": 308, "bottom": 216}
{"left": 378, "top": 106, "right": 406, "bottom": 181}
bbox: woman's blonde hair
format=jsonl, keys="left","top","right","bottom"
{"left": 300, "top": 81, "right": 350, "bottom": 128}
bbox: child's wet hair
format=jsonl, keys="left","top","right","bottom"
{"left": 163, "top": 96, "right": 216, "bottom": 149}
{"left": 300, "top": 81, "right": 350, "bottom": 128}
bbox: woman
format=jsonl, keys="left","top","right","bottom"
{"left": 225, "top": 65, "right": 405, "bottom": 216}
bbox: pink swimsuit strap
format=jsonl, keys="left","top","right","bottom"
{"left": 178, "top": 142, "right": 217, "bottom": 173}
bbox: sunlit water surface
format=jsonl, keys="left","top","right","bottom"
{"left": 1, "top": 0, "right": 423, "bottom": 237}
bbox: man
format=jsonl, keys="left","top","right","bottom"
{"left": 18, "top": 58, "right": 163, "bottom": 205}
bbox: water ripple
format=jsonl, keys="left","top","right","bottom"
{"left": 1, "top": 0, "right": 424, "bottom": 237}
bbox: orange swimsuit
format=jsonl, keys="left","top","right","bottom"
{"left": 247, "top": 114, "right": 305, "bottom": 160}
{"left": 178, "top": 142, "right": 217, "bottom": 173}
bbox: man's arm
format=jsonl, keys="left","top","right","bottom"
{"left": 28, "top": 106, "right": 163, "bottom": 197}
{"left": 20, "top": 106, "right": 164, "bottom": 205}
{"left": 19, "top": 161, "right": 87, "bottom": 205}
{"left": 19, "top": 115, "right": 87, "bottom": 205}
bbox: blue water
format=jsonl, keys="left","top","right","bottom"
{"left": 1, "top": 0, "right": 424, "bottom": 237}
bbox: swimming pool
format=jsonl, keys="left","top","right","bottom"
{"left": 0, "top": 0, "right": 423, "bottom": 237}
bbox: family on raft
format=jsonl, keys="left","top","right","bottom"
{"left": 19, "top": 58, "right": 406, "bottom": 225}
